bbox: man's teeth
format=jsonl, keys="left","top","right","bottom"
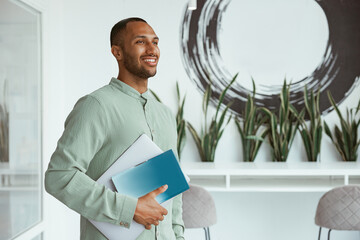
{"left": 144, "top": 59, "right": 155, "bottom": 62}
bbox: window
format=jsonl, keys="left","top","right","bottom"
{"left": 0, "top": 0, "right": 42, "bottom": 239}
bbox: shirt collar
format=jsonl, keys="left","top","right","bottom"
{"left": 109, "top": 77, "right": 151, "bottom": 100}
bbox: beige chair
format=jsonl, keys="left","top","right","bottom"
{"left": 182, "top": 184, "right": 217, "bottom": 240}
{"left": 315, "top": 185, "right": 360, "bottom": 240}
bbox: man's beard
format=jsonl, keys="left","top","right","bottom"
{"left": 123, "top": 51, "right": 157, "bottom": 79}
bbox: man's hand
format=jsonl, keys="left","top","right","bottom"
{"left": 133, "top": 185, "right": 168, "bottom": 230}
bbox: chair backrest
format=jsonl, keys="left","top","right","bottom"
{"left": 315, "top": 185, "right": 360, "bottom": 230}
{"left": 182, "top": 184, "right": 217, "bottom": 228}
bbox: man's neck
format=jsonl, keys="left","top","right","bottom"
{"left": 117, "top": 75, "right": 148, "bottom": 94}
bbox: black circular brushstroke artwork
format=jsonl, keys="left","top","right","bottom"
{"left": 180, "top": 0, "right": 360, "bottom": 117}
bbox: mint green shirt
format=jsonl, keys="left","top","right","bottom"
{"left": 45, "top": 78, "right": 185, "bottom": 240}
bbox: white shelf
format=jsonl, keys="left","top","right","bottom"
{"left": 181, "top": 162, "right": 360, "bottom": 192}
{"left": 0, "top": 187, "right": 38, "bottom": 191}
{"left": 349, "top": 176, "right": 360, "bottom": 184}
{"left": 0, "top": 169, "right": 39, "bottom": 189}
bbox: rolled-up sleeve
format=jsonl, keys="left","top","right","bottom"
{"left": 44, "top": 95, "right": 137, "bottom": 227}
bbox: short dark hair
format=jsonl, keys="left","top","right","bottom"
{"left": 110, "top": 17, "right": 147, "bottom": 47}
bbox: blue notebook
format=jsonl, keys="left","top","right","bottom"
{"left": 111, "top": 149, "right": 189, "bottom": 203}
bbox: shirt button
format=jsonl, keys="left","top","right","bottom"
{"left": 156, "top": 230, "right": 160, "bottom": 237}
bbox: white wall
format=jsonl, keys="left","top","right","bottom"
{"left": 42, "top": 0, "right": 360, "bottom": 239}
{"left": 42, "top": 0, "right": 80, "bottom": 239}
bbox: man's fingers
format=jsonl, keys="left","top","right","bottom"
{"left": 134, "top": 185, "right": 168, "bottom": 231}
{"left": 151, "top": 184, "right": 168, "bottom": 196}
{"left": 161, "top": 208, "right": 168, "bottom": 216}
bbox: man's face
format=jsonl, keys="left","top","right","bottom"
{"left": 121, "top": 21, "right": 160, "bottom": 80}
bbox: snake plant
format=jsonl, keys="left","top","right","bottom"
{"left": 324, "top": 92, "right": 360, "bottom": 162}
{"left": 175, "top": 82, "right": 186, "bottom": 160}
{"left": 149, "top": 89, "right": 161, "bottom": 103}
{"left": 260, "top": 81, "right": 300, "bottom": 162}
{"left": 295, "top": 86, "right": 323, "bottom": 162}
{"left": 150, "top": 83, "right": 187, "bottom": 160}
{"left": 0, "top": 78, "right": 9, "bottom": 163}
{"left": 187, "top": 74, "right": 237, "bottom": 162}
{"left": 235, "top": 80, "right": 268, "bottom": 162}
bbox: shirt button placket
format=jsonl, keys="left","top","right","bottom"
{"left": 155, "top": 226, "right": 160, "bottom": 239}
{"left": 148, "top": 106, "right": 155, "bottom": 140}
{"left": 141, "top": 97, "right": 153, "bottom": 140}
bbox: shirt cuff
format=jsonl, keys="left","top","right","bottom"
{"left": 173, "top": 224, "right": 185, "bottom": 239}
{"left": 117, "top": 194, "right": 138, "bottom": 229}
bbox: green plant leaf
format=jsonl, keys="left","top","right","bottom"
{"left": 176, "top": 81, "right": 180, "bottom": 103}
{"left": 150, "top": 89, "right": 162, "bottom": 102}
{"left": 187, "top": 122, "right": 205, "bottom": 161}
{"left": 215, "top": 74, "right": 237, "bottom": 120}
{"left": 300, "top": 130, "right": 312, "bottom": 161}
{"left": 328, "top": 91, "right": 346, "bottom": 123}
{"left": 324, "top": 121, "right": 333, "bottom": 141}
{"left": 245, "top": 135, "right": 266, "bottom": 141}
{"left": 203, "top": 84, "right": 212, "bottom": 122}
{"left": 313, "top": 126, "right": 322, "bottom": 161}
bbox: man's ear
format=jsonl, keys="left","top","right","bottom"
{"left": 111, "top": 45, "right": 123, "bottom": 61}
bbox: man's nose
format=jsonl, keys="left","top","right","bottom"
{"left": 145, "top": 43, "right": 158, "bottom": 55}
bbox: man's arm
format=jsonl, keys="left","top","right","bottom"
{"left": 45, "top": 95, "right": 137, "bottom": 227}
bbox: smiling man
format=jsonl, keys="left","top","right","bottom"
{"left": 45, "top": 18, "right": 185, "bottom": 240}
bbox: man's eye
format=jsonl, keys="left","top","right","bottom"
{"left": 153, "top": 42, "right": 158, "bottom": 45}
{"left": 136, "top": 40, "right": 144, "bottom": 44}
